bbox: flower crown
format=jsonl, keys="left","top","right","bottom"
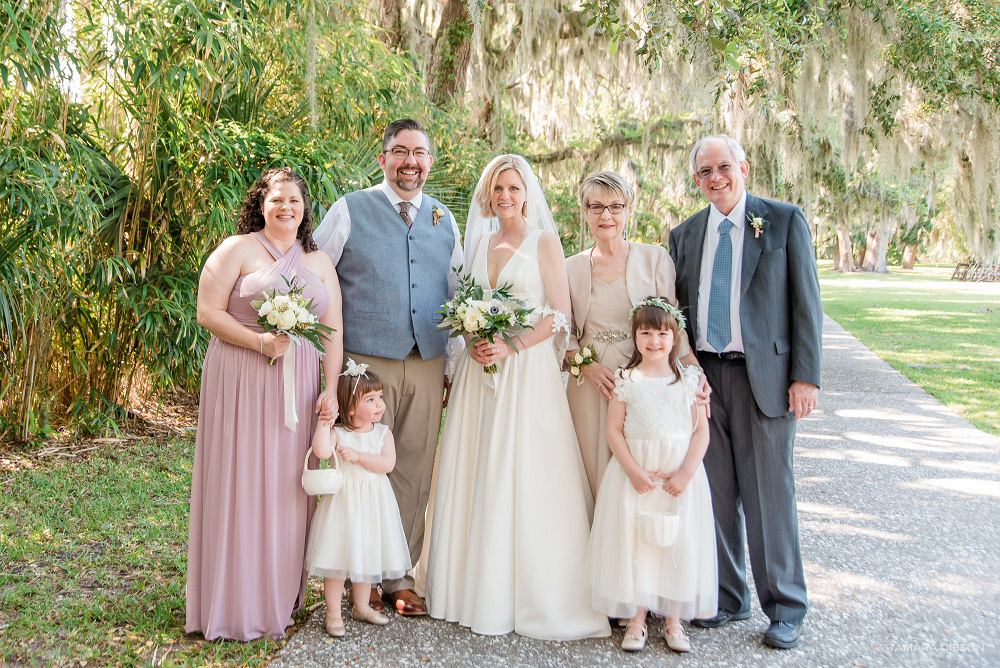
{"left": 340, "top": 358, "right": 369, "bottom": 393}
{"left": 629, "top": 297, "right": 686, "bottom": 330}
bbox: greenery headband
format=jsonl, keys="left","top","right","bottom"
{"left": 630, "top": 297, "right": 686, "bottom": 330}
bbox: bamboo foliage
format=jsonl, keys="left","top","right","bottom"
{"left": 0, "top": 0, "right": 475, "bottom": 440}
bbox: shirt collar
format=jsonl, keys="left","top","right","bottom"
{"left": 708, "top": 190, "right": 747, "bottom": 231}
{"left": 379, "top": 179, "right": 423, "bottom": 211}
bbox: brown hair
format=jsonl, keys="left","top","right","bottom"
{"left": 623, "top": 297, "right": 685, "bottom": 384}
{"left": 236, "top": 167, "right": 318, "bottom": 252}
{"left": 381, "top": 118, "right": 432, "bottom": 154}
{"left": 337, "top": 369, "right": 384, "bottom": 430}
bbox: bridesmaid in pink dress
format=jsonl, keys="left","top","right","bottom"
{"left": 185, "top": 168, "right": 344, "bottom": 641}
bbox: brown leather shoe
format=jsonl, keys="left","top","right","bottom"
{"left": 386, "top": 588, "right": 427, "bottom": 616}
{"left": 367, "top": 587, "right": 385, "bottom": 613}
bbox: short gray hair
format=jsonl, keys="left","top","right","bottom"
{"left": 580, "top": 170, "right": 635, "bottom": 213}
{"left": 689, "top": 134, "right": 747, "bottom": 173}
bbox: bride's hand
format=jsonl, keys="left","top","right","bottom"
{"left": 471, "top": 339, "right": 514, "bottom": 367}
{"left": 581, "top": 362, "right": 615, "bottom": 400}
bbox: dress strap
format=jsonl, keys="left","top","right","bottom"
{"left": 251, "top": 231, "right": 284, "bottom": 260}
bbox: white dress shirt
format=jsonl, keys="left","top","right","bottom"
{"left": 313, "top": 179, "right": 463, "bottom": 295}
{"left": 696, "top": 190, "right": 747, "bottom": 353}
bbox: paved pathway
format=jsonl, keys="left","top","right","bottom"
{"left": 273, "top": 316, "right": 1000, "bottom": 667}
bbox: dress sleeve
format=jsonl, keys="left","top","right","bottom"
{"left": 681, "top": 364, "right": 701, "bottom": 406}
{"left": 613, "top": 369, "right": 629, "bottom": 403}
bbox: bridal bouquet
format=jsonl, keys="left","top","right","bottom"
{"left": 437, "top": 270, "right": 534, "bottom": 374}
{"left": 251, "top": 276, "right": 335, "bottom": 365}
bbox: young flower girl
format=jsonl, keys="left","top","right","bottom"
{"left": 587, "top": 298, "right": 718, "bottom": 653}
{"left": 304, "top": 360, "right": 411, "bottom": 637}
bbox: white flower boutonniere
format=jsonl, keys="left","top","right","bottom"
{"left": 750, "top": 214, "right": 767, "bottom": 239}
{"left": 432, "top": 206, "right": 444, "bottom": 226}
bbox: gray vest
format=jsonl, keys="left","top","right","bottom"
{"left": 339, "top": 187, "right": 455, "bottom": 359}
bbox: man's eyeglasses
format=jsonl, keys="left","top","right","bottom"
{"left": 386, "top": 146, "right": 431, "bottom": 159}
{"left": 587, "top": 203, "right": 626, "bottom": 215}
{"left": 696, "top": 164, "right": 735, "bottom": 179}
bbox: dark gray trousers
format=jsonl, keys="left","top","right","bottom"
{"left": 699, "top": 354, "right": 808, "bottom": 624}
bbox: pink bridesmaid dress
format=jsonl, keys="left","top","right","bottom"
{"left": 185, "top": 232, "right": 328, "bottom": 641}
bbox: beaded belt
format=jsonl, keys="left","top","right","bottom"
{"left": 592, "top": 329, "right": 629, "bottom": 344}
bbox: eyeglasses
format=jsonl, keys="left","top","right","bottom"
{"left": 696, "top": 163, "right": 736, "bottom": 179}
{"left": 386, "top": 146, "right": 431, "bottom": 159}
{"left": 587, "top": 203, "right": 626, "bottom": 215}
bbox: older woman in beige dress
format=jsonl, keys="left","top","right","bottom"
{"left": 565, "top": 171, "right": 701, "bottom": 509}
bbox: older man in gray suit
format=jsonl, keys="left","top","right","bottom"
{"left": 669, "top": 135, "right": 822, "bottom": 649}
{"left": 314, "top": 119, "right": 461, "bottom": 616}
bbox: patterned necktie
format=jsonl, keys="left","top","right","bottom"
{"left": 707, "top": 218, "right": 733, "bottom": 353}
{"left": 398, "top": 201, "right": 413, "bottom": 228}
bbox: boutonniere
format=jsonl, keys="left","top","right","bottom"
{"left": 749, "top": 214, "right": 767, "bottom": 239}
{"left": 432, "top": 206, "right": 444, "bottom": 226}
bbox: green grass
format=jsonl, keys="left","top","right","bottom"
{"left": 819, "top": 261, "right": 1000, "bottom": 435}
{"left": 0, "top": 438, "right": 319, "bottom": 666}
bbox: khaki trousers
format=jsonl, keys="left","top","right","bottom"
{"left": 345, "top": 350, "right": 445, "bottom": 593}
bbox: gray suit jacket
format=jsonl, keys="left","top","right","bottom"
{"left": 669, "top": 193, "right": 822, "bottom": 418}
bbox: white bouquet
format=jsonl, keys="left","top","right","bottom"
{"left": 437, "top": 270, "right": 534, "bottom": 374}
{"left": 250, "top": 276, "right": 335, "bottom": 365}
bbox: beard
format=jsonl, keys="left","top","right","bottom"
{"left": 392, "top": 169, "right": 425, "bottom": 192}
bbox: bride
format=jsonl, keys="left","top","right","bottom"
{"left": 424, "top": 154, "right": 611, "bottom": 640}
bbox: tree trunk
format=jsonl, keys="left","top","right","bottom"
{"left": 378, "top": 0, "right": 403, "bottom": 50}
{"left": 902, "top": 244, "right": 918, "bottom": 269}
{"left": 835, "top": 224, "right": 855, "bottom": 272}
{"left": 427, "top": 0, "right": 473, "bottom": 106}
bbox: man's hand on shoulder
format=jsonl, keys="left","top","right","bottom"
{"left": 788, "top": 381, "right": 818, "bottom": 420}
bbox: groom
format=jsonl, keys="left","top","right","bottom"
{"left": 669, "top": 134, "right": 822, "bottom": 649}
{"left": 314, "top": 119, "right": 461, "bottom": 615}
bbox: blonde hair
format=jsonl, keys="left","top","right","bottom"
{"left": 473, "top": 154, "right": 533, "bottom": 219}
{"left": 579, "top": 170, "right": 635, "bottom": 216}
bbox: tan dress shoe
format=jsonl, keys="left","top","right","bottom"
{"left": 664, "top": 623, "right": 691, "bottom": 653}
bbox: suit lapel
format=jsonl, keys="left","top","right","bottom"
{"left": 741, "top": 193, "right": 764, "bottom": 298}
{"left": 685, "top": 209, "right": 709, "bottom": 311}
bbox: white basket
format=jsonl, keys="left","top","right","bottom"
{"left": 637, "top": 488, "right": 679, "bottom": 548}
{"left": 301, "top": 448, "right": 343, "bottom": 496}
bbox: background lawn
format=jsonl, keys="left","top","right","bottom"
{"left": 0, "top": 437, "right": 320, "bottom": 666}
{"left": 819, "top": 262, "right": 1000, "bottom": 436}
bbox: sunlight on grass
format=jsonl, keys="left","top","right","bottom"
{"left": 0, "top": 440, "right": 319, "bottom": 666}
{"left": 819, "top": 262, "right": 1000, "bottom": 435}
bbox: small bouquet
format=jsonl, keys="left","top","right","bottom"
{"left": 437, "top": 270, "right": 534, "bottom": 374}
{"left": 251, "top": 276, "right": 335, "bottom": 365}
{"left": 567, "top": 344, "right": 597, "bottom": 384}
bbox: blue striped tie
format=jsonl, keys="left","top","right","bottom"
{"left": 707, "top": 219, "right": 733, "bottom": 352}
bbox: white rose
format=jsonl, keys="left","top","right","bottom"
{"left": 277, "top": 310, "right": 297, "bottom": 330}
{"left": 582, "top": 347, "right": 593, "bottom": 358}
{"left": 574, "top": 353, "right": 584, "bottom": 364}
{"left": 296, "top": 308, "right": 312, "bottom": 323}
{"left": 258, "top": 301, "right": 273, "bottom": 316}
{"left": 463, "top": 313, "right": 481, "bottom": 332}
{"left": 570, "top": 366, "right": 581, "bottom": 376}
{"left": 456, "top": 305, "right": 468, "bottom": 320}
{"left": 266, "top": 311, "right": 280, "bottom": 326}
{"left": 272, "top": 295, "right": 291, "bottom": 310}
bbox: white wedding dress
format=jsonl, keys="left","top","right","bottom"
{"left": 424, "top": 230, "right": 611, "bottom": 640}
